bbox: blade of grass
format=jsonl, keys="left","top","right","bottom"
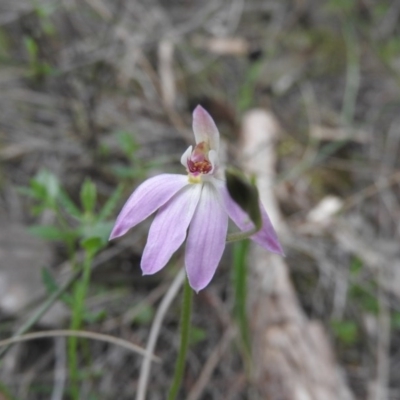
{"left": 232, "top": 239, "right": 251, "bottom": 353}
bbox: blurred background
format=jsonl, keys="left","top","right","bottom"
{"left": 1, "top": 0, "right": 400, "bottom": 399}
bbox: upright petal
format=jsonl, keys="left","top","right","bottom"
{"left": 192, "top": 105, "right": 220, "bottom": 152}
{"left": 180, "top": 145, "right": 192, "bottom": 169}
{"left": 185, "top": 183, "right": 228, "bottom": 292}
{"left": 141, "top": 184, "right": 202, "bottom": 275}
{"left": 220, "top": 184, "right": 284, "bottom": 255}
{"left": 110, "top": 174, "right": 188, "bottom": 239}
{"left": 207, "top": 149, "right": 218, "bottom": 173}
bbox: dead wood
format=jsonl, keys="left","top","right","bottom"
{"left": 239, "top": 109, "right": 354, "bottom": 400}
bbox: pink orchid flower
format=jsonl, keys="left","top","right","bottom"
{"left": 110, "top": 105, "right": 283, "bottom": 292}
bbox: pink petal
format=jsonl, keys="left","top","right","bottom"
{"left": 109, "top": 174, "right": 188, "bottom": 240}
{"left": 185, "top": 183, "right": 228, "bottom": 292}
{"left": 180, "top": 145, "right": 192, "bottom": 169}
{"left": 141, "top": 184, "right": 202, "bottom": 275}
{"left": 256, "top": 206, "right": 285, "bottom": 255}
{"left": 220, "top": 184, "right": 284, "bottom": 255}
{"left": 192, "top": 105, "right": 220, "bottom": 152}
{"left": 207, "top": 149, "right": 218, "bottom": 173}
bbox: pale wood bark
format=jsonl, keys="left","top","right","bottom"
{"left": 239, "top": 109, "right": 354, "bottom": 400}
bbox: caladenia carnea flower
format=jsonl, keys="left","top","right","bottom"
{"left": 109, "top": 105, "right": 283, "bottom": 292}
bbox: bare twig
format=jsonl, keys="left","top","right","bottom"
{"left": 240, "top": 109, "right": 354, "bottom": 400}
{"left": 158, "top": 39, "right": 176, "bottom": 110}
{"left": 187, "top": 327, "right": 236, "bottom": 400}
{"left": 102, "top": 282, "right": 169, "bottom": 332}
{"left": 0, "top": 270, "right": 79, "bottom": 359}
{"left": 0, "top": 244, "right": 127, "bottom": 359}
{"left": 51, "top": 337, "right": 67, "bottom": 400}
{"left": 0, "top": 330, "right": 160, "bottom": 362}
{"left": 136, "top": 268, "right": 186, "bottom": 400}
{"left": 341, "top": 171, "right": 400, "bottom": 212}
{"left": 341, "top": 22, "right": 360, "bottom": 125}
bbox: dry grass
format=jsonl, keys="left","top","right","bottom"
{"left": 1, "top": 0, "right": 400, "bottom": 399}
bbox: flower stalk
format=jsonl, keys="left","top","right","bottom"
{"left": 68, "top": 250, "right": 94, "bottom": 400}
{"left": 109, "top": 105, "right": 284, "bottom": 398}
{"left": 167, "top": 276, "right": 193, "bottom": 400}
{"left": 233, "top": 239, "right": 251, "bottom": 354}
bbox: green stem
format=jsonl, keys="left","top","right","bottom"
{"left": 54, "top": 206, "right": 75, "bottom": 262}
{"left": 68, "top": 251, "right": 93, "bottom": 400}
{"left": 232, "top": 239, "right": 253, "bottom": 378}
{"left": 167, "top": 276, "right": 193, "bottom": 400}
{"left": 226, "top": 226, "right": 258, "bottom": 243}
{"left": 233, "top": 239, "right": 251, "bottom": 353}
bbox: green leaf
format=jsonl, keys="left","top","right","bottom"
{"left": 111, "top": 165, "right": 138, "bottom": 179}
{"left": 349, "top": 257, "right": 363, "bottom": 276}
{"left": 31, "top": 204, "right": 47, "bottom": 216}
{"left": 24, "top": 36, "right": 38, "bottom": 60}
{"left": 17, "top": 185, "right": 41, "bottom": 200}
{"left": 80, "top": 178, "right": 97, "bottom": 214}
{"left": 325, "top": 0, "right": 356, "bottom": 13}
{"left": 331, "top": 320, "right": 358, "bottom": 346}
{"left": 349, "top": 284, "right": 379, "bottom": 314}
{"left": 81, "top": 237, "right": 103, "bottom": 255}
{"left": 42, "top": 267, "right": 58, "bottom": 293}
{"left": 391, "top": 312, "right": 400, "bottom": 330}
{"left": 0, "top": 381, "right": 15, "bottom": 400}
{"left": 98, "top": 185, "right": 124, "bottom": 221}
{"left": 84, "top": 310, "right": 107, "bottom": 324}
{"left": 131, "top": 304, "right": 154, "bottom": 325}
{"left": 29, "top": 180, "right": 47, "bottom": 200}
{"left": 29, "top": 225, "right": 71, "bottom": 241}
{"left": 117, "top": 131, "right": 139, "bottom": 158}
{"left": 36, "top": 170, "right": 60, "bottom": 198}
{"left": 237, "top": 60, "right": 263, "bottom": 111}
{"left": 23, "top": 170, "right": 65, "bottom": 215}
{"left": 225, "top": 168, "right": 262, "bottom": 230}
{"left": 189, "top": 326, "right": 207, "bottom": 345}
{"left": 58, "top": 189, "right": 81, "bottom": 219}
{"left": 41, "top": 268, "right": 73, "bottom": 306}
{"left": 80, "top": 221, "right": 113, "bottom": 244}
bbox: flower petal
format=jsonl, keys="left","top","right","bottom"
{"left": 208, "top": 149, "right": 218, "bottom": 173}
{"left": 109, "top": 174, "right": 188, "bottom": 240}
{"left": 180, "top": 145, "right": 192, "bottom": 169}
{"left": 141, "top": 184, "right": 202, "bottom": 275}
{"left": 220, "top": 184, "right": 284, "bottom": 255}
{"left": 256, "top": 205, "right": 285, "bottom": 255}
{"left": 185, "top": 183, "right": 228, "bottom": 292}
{"left": 192, "top": 105, "right": 220, "bottom": 152}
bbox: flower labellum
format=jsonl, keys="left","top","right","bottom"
{"left": 109, "top": 105, "right": 283, "bottom": 292}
